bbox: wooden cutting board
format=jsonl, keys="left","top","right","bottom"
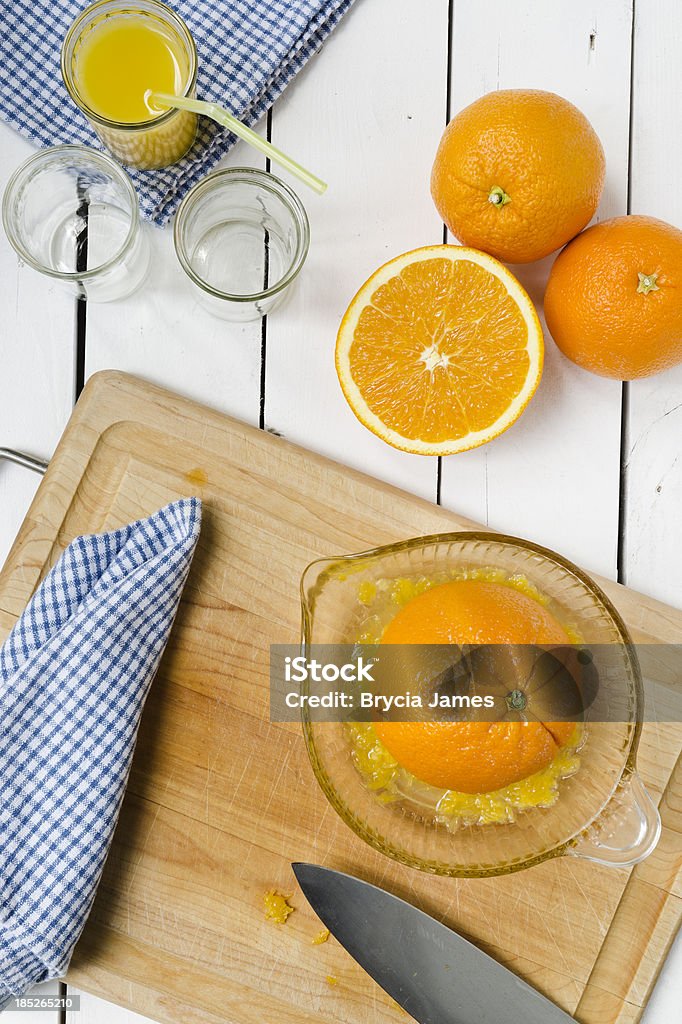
{"left": 0, "top": 371, "right": 680, "bottom": 1024}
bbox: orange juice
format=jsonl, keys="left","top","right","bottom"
{"left": 76, "top": 16, "right": 189, "bottom": 123}
{"left": 62, "top": 1, "right": 198, "bottom": 169}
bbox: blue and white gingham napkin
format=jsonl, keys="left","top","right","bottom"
{"left": 0, "top": 0, "right": 355, "bottom": 224}
{"left": 0, "top": 498, "right": 201, "bottom": 1006}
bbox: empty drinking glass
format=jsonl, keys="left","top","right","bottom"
{"left": 2, "top": 145, "right": 150, "bottom": 302}
{"left": 173, "top": 168, "right": 310, "bottom": 321}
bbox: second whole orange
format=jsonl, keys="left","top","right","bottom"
{"left": 544, "top": 215, "right": 682, "bottom": 379}
{"left": 431, "top": 89, "right": 605, "bottom": 264}
{"left": 374, "top": 579, "right": 576, "bottom": 794}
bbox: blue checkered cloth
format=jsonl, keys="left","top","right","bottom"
{"left": 0, "top": 0, "right": 354, "bottom": 224}
{"left": 0, "top": 498, "right": 201, "bottom": 1006}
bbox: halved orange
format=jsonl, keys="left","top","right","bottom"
{"left": 336, "top": 245, "right": 543, "bottom": 455}
{"left": 375, "top": 579, "right": 575, "bottom": 793}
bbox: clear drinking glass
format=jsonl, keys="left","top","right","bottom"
{"left": 61, "top": 0, "right": 198, "bottom": 170}
{"left": 173, "top": 168, "right": 310, "bottom": 321}
{"left": 2, "top": 145, "right": 150, "bottom": 302}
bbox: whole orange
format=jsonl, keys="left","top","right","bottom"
{"left": 544, "top": 215, "right": 682, "bottom": 379}
{"left": 431, "top": 89, "right": 605, "bottom": 264}
{"left": 374, "top": 580, "right": 575, "bottom": 794}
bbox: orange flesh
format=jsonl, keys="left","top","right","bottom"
{"left": 349, "top": 257, "right": 531, "bottom": 442}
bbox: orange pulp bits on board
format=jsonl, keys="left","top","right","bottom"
{"left": 263, "top": 890, "right": 294, "bottom": 924}
{"left": 374, "top": 580, "right": 575, "bottom": 794}
{"left": 335, "top": 246, "right": 543, "bottom": 455}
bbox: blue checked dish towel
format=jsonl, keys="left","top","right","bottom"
{"left": 0, "top": 498, "right": 201, "bottom": 1006}
{"left": 0, "top": 0, "right": 355, "bottom": 224}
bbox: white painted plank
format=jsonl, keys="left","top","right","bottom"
{"left": 0, "top": 128, "right": 74, "bottom": 1024}
{"left": 0, "top": 131, "right": 73, "bottom": 1024}
{"left": 264, "top": 0, "right": 448, "bottom": 501}
{"left": 84, "top": 138, "right": 264, "bottom": 424}
{"left": 439, "top": 0, "right": 633, "bottom": 577}
{"left": 66, "top": 990, "right": 157, "bottom": 1024}
{"left": 623, "top": 0, "right": 682, "bottom": 607}
{"left": 0, "top": 131, "right": 76, "bottom": 568}
{"left": 642, "top": 928, "right": 682, "bottom": 1023}
{"left": 626, "top": 3, "right": 682, "bottom": 1011}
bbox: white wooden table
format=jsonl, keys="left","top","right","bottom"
{"left": 1, "top": 1, "right": 681, "bottom": 1021}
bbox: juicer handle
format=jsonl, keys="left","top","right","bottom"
{"left": 568, "top": 771, "right": 661, "bottom": 867}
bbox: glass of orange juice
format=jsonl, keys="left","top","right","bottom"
{"left": 61, "top": 0, "right": 198, "bottom": 170}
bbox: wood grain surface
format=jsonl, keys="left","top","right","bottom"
{"left": 0, "top": 371, "right": 679, "bottom": 1024}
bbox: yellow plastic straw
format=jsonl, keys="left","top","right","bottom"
{"left": 150, "top": 92, "right": 327, "bottom": 195}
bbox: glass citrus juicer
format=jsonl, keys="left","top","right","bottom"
{"left": 300, "top": 532, "right": 661, "bottom": 878}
